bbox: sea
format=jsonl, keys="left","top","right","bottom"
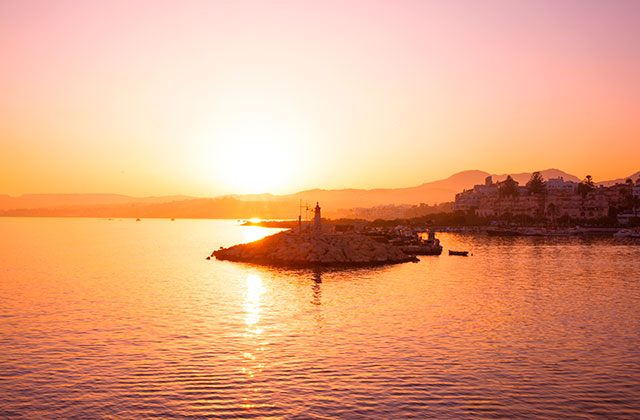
{"left": 1, "top": 217, "right": 639, "bottom": 418}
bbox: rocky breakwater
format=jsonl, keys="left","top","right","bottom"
{"left": 212, "top": 231, "right": 418, "bottom": 267}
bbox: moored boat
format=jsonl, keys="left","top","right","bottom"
{"left": 449, "top": 250, "right": 469, "bottom": 256}
{"left": 398, "top": 230, "right": 443, "bottom": 255}
{"left": 401, "top": 244, "right": 442, "bottom": 255}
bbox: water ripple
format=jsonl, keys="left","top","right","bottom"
{"left": 1, "top": 219, "right": 639, "bottom": 417}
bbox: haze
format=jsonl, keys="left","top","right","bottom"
{"left": 2, "top": 0, "right": 639, "bottom": 196}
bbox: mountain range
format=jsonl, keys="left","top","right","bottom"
{"left": 1, "top": 169, "right": 638, "bottom": 219}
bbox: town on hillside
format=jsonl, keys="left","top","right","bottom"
{"left": 454, "top": 173, "right": 640, "bottom": 226}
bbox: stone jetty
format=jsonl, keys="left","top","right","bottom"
{"left": 211, "top": 230, "right": 417, "bottom": 267}
{"left": 212, "top": 203, "right": 418, "bottom": 267}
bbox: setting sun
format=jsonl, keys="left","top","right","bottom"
{"left": 212, "top": 117, "right": 297, "bottom": 194}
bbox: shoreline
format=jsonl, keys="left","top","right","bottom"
{"left": 1, "top": 216, "right": 637, "bottom": 238}
{"left": 241, "top": 220, "right": 635, "bottom": 238}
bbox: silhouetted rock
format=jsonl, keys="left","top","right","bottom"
{"left": 212, "top": 231, "right": 417, "bottom": 267}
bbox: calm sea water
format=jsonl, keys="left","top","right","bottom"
{"left": 1, "top": 218, "right": 639, "bottom": 418}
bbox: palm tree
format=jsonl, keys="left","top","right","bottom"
{"left": 577, "top": 175, "right": 595, "bottom": 198}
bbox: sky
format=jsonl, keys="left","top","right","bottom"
{"left": 1, "top": 0, "right": 639, "bottom": 196}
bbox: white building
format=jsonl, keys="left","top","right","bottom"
{"left": 546, "top": 177, "right": 577, "bottom": 194}
{"left": 453, "top": 176, "right": 498, "bottom": 213}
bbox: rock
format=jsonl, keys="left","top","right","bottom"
{"left": 212, "top": 230, "right": 417, "bottom": 267}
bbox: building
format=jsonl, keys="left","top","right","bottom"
{"left": 454, "top": 175, "right": 611, "bottom": 220}
{"left": 546, "top": 177, "right": 577, "bottom": 194}
{"left": 453, "top": 176, "right": 498, "bottom": 213}
{"left": 476, "top": 195, "right": 539, "bottom": 218}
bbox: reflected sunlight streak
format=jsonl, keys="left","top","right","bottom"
{"left": 244, "top": 274, "right": 264, "bottom": 328}
{"left": 241, "top": 226, "right": 276, "bottom": 244}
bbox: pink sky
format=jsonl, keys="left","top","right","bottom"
{"left": 1, "top": 0, "right": 639, "bottom": 195}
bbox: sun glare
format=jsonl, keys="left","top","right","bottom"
{"left": 214, "top": 119, "right": 296, "bottom": 194}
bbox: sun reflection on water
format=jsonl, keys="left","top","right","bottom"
{"left": 240, "top": 226, "right": 274, "bottom": 244}
{"left": 241, "top": 273, "right": 267, "bottom": 395}
{"left": 244, "top": 274, "right": 264, "bottom": 329}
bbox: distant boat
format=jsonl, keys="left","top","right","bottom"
{"left": 449, "top": 250, "right": 469, "bottom": 256}
{"left": 136, "top": 218, "right": 141, "bottom": 221}
{"left": 171, "top": 218, "right": 175, "bottom": 221}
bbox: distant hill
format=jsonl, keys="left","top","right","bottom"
{"left": 492, "top": 169, "right": 581, "bottom": 185}
{"left": 284, "top": 169, "right": 493, "bottom": 208}
{"left": 0, "top": 194, "right": 192, "bottom": 211}
{"left": 235, "top": 168, "right": 582, "bottom": 213}
{"left": 2, "top": 168, "right": 637, "bottom": 219}
{"left": 599, "top": 171, "right": 640, "bottom": 187}
{"left": 0, "top": 196, "right": 299, "bottom": 220}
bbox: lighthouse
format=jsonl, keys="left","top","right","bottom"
{"left": 314, "top": 202, "right": 322, "bottom": 233}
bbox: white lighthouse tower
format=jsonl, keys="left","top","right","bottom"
{"left": 313, "top": 202, "right": 322, "bottom": 233}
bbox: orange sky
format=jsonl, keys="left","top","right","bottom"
{"left": 1, "top": 0, "right": 639, "bottom": 196}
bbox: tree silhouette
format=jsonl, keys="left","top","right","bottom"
{"left": 577, "top": 175, "right": 595, "bottom": 198}
{"left": 526, "top": 171, "right": 546, "bottom": 195}
{"left": 499, "top": 175, "right": 519, "bottom": 198}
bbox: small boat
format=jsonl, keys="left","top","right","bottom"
{"left": 135, "top": 218, "right": 141, "bottom": 221}
{"left": 449, "top": 250, "right": 469, "bottom": 256}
